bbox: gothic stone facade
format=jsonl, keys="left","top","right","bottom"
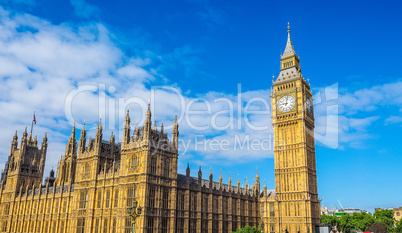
{"left": 0, "top": 26, "right": 320, "bottom": 233}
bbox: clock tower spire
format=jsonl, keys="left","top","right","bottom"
{"left": 270, "top": 23, "right": 320, "bottom": 233}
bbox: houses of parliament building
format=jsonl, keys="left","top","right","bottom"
{"left": 0, "top": 25, "right": 321, "bottom": 233}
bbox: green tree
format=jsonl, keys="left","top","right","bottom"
{"left": 321, "top": 214, "right": 339, "bottom": 228}
{"left": 232, "top": 226, "right": 262, "bottom": 233}
{"left": 350, "top": 212, "right": 375, "bottom": 231}
{"left": 338, "top": 214, "right": 354, "bottom": 233}
{"left": 373, "top": 209, "right": 395, "bottom": 232}
{"left": 394, "top": 220, "right": 402, "bottom": 233}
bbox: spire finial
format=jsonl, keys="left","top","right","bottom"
{"left": 287, "top": 22, "right": 290, "bottom": 33}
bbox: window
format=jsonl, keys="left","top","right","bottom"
{"left": 114, "top": 189, "right": 119, "bottom": 208}
{"left": 44, "top": 221, "right": 49, "bottom": 231}
{"left": 106, "top": 190, "right": 111, "bottom": 208}
{"left": 149, "top": 186, "right": 155, "bottom": 208}
{"left": 112, "top": 218, "right": 117, "bottom": 233}
{"left": 162, "top": 188, "right": 169, "bottom": 209}
{"left": 77, "top": 218, "right": 85, "bottom": 233}
{"left": 36, "top": 221, "right": 41, "bottom": 232}
{"left": 59, "top": 221, "right": 65, "bottom": 233}
{"left": 164, "top": 160, "right": 169, "bottom": 178}
{"left": 63, "top": 200, "right": 67, "bottom": 213}
{"left": 3, "top": 203, "right": 9, "bottom": 215}
{"left": 127, "top": 187, "right": 136, "bottom": 207}
{"left": 2, "top": 220, "right": 7, "bottom": 232}
{"left": 150, "top": 157, "right": 157, "bottom": 175}
{"left": 125, "top": 218, "right": 132, "bottom": 233}
{"left": 146, "top": 217, "right": 154, "bottom": 233}
{"left": 84, "top": 163, "right": 90, "bottom": 178}
{"left": 232, "top": 200, "right": 237, "bottom": 215}
{"left": 131, "top": 156, "right": 138, "bottom": 169}
{"left": 261, "top": 204, "right": 264, "bottom": 217}
{"left": 179, "top": 193, "right": 184, "bottom": 210}
{"left": 97, "top": 190, "right": 102, "bottom": 208}
{"left": 103, "top": 219, "right": 108, "bottom": 233}
{"left": 161, "top": 218, "right": 168, "bottom": 233}
{"left": 54, "top": 200, "right": 59, "bottom": 213}
{"left": 79, "top": 190, "right": 88, "bottom": 209}
{"left": 52, "top": 221, "right": 57, "bottom": 233}
{"left": 269, "top": 203, "right": 275, "bottom": 217}
{"left": 94, "top": 218, "right": 100, "bottom": 233}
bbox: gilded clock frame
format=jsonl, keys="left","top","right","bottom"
{"left": 276, "top": 91, "right": 297, "bottom": 115}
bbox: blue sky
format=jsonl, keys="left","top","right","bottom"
{"left": 0, "top": 0, "right": 402, "bottom": 213}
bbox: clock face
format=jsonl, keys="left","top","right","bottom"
{"left": 277, "top": 95, "right": 295, "bottom": 113}
{"left": 306, "top": 97, "right": 312, "bottom": 114}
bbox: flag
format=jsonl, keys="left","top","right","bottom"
{"left": 33, "top": 112, "right": 36, "bottom": 124}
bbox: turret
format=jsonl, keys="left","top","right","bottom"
{"left": 198, "top": 166, "right": 202, "bottom": 188}
{"left": 79, "top": 123, "right": 86, "bottom": 153}
{"left": 88, "top": 136, "right": 93, "bottom": 151}
{"left": 172, "top": 115, "right": 179, "bottom": 149}
{"left": 65, "top": 122, "right": 77, "bottom": 157}
{"left": 186, "top": 162, "right": 190, "bottom": 178}
{"left": 263, "top": 181, "right": 267, "bottom": 196}
{"left": 209, "top": 169, "right": 213, "bottom": 190}
{"left": 133, "top": 123, "right": 139, "bottom": 141}
{"left": 45, "top": 169, "right": 55, "bottom": 187}
{"left": 109, "top": 132, "right": 115, "bottom": 157}
{"left": 21, "top": 127, "right": 27, "bottom": 145}
{"left": 228, "top": 174, "right": 232, "bottom": 191}
{"left": 153, "top": 120, "right": 157, "bottom": 131}
{"left": 123, "top": 109, "right": 131, "bottom": 145}
{"left": 143, "top": 104, "right": 152, "bottom": 143}
{"left": 237, "top": 175, "right": 240, "bottom": 193}
{"left": 33, "top": 135, "right": 38, "bottom": 147}
{"left": 219, "top": 171, "right": 223, "bottom": 190}
{"left": 11, "top": 130, "right": 18, "bottom": 149}
{"left": 95, "top": 119, "right": 103, "bottom": 153}
{"left": 255, "top": 169, "right": 260, "bottom": 194}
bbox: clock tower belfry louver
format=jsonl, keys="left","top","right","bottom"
{"left": 270, "top": 23, "right": 320, "bottom": 233}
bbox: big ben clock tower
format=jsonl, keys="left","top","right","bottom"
{"left": 271, "top": 23, "right": 320, "bottom": 233}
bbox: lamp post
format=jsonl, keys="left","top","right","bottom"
{"left": 259, "top": 220, "right": 264, "bottom": 232}
{"left": 127, "top": 199, "right": 142, "bottom": 233}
